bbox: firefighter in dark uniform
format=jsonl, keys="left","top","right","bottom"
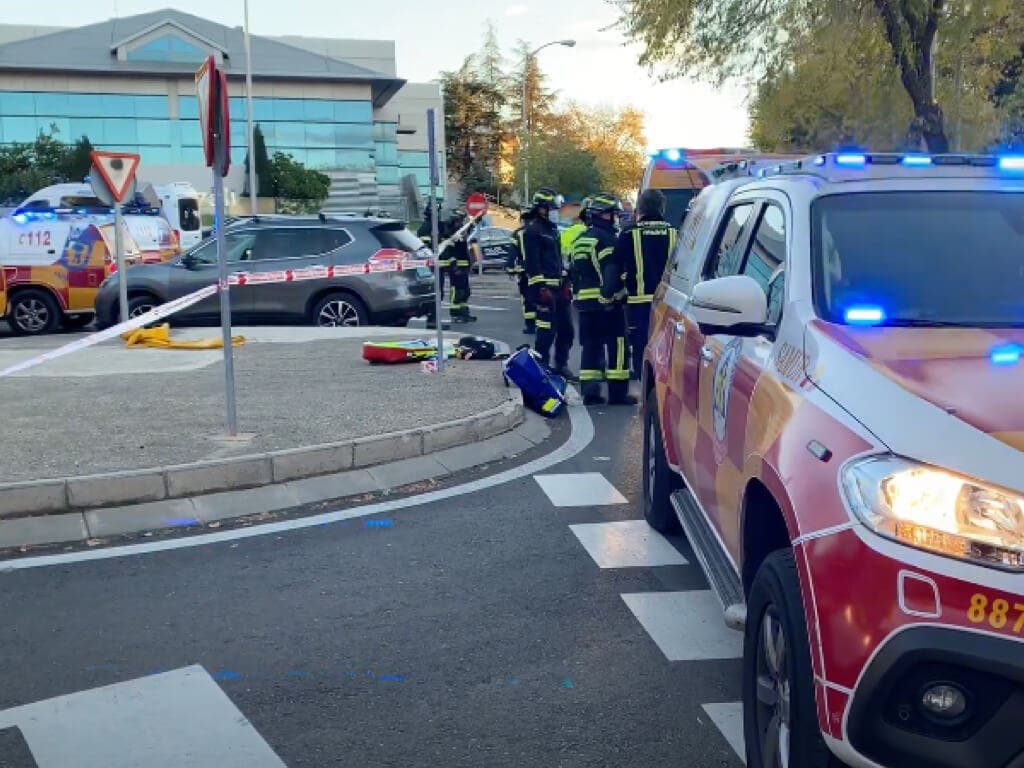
{"left": 522, "top": 188, "right": 574, "bottom": 379}
{"left": 445, "top": 208, "right": 476, "bottom": 323}
{"left": 417, "top": 201, "right": 448, "bottom": 327}
{"left": 506, "top": 208, "right": 536, "bottom": 334}
{"left": 609, "top": 188, "right": 677, "bottom": 379}
{"left": 571, "top": 193, "right": 633, "bottom": 406}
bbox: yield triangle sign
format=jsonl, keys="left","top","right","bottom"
{"left": 90, "top": 150, "right": 141, "bottom": 203}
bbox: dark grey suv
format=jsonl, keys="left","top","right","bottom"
{"left": 95, "top": 215, "right": 436, "bottom": 329}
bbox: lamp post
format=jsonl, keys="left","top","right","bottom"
{"left": 521, "top": 39, "right": 575, "bottom": 204}
{"left": 244, "top": 0, "right": 257, "bottom": 216}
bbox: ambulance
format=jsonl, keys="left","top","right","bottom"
{"left": 0, "top": 183, "right": 180, "bottom": 334}
{"left": 137, "top": 181, "right": 203, "bottom": 250}
{"left": 640, "top": 148, "right": 803, "bottom": 228}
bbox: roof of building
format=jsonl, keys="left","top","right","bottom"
{"left": 0, "top": 9, "right": 405, "bottom": 106}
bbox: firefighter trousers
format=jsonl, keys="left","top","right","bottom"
{"left": 449, "top": 267, "right": 471, "bottom": 318}
{"left": 579, "top": 307, "right": 629, "bottom": 402}
{"left": 517, "top": 273, "right": 536, "bottom": 331}
{"left": 626, "top": 302, "right": 652, "bottom": 380}
{"left": 534, "top": 290, "right": 573, "bottom": 368}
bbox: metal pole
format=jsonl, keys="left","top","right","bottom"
{"left": 114, "top": 203, "right": 128, "bottom": 323}
{"left": 427, "top": 108, "right": 444, "bottom": 373}
{"left": 522, "top": 55, "right": 530, "bottom": 205}
{"left": 214, "top": 170, "right": 238, "bottom": 435}
{"left": 244, "top": 0, "right": 258, "bottom": 217}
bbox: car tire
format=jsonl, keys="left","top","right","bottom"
{"left": 744, "top": 549, "right": 845, "bottom": 768}
{"left": 642, "top": 390, "right": 682, "bottom": 533}
{"left": 313, "top": 292, "right": 368, "bottom": 328}
{"left": 128, "top": 295, "right": 163, "bottom": 327}
{"left": 8, "top": 289, "right": 61, "bottom": 335}
{"left": 63, "top": 314, "right": 95, "bottom": 330}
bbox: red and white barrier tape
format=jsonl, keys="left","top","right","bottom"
{"left": 0, "top": 258, "right": 429, "bottom": 379}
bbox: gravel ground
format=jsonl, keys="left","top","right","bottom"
{"left": 0, "top": 338, "right": 512, "bottom": 482}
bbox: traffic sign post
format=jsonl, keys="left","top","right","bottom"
{"left": 465, "top": 192, "right": 488, "bottom": 275}
{"left": 426, "top": 108, "right": 444, "bottom": 373}
{"left": 196, "top": 55, "right": 238, "bottom": 436}
{"left": 89, "top": 151, "right": 140, "bottom": 324}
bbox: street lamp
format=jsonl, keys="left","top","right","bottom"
{"left": 244, "top": 0, "right": 257, "bottom": 217}
{"left": 522, "top": 39, "right": 575, "bottom": 204}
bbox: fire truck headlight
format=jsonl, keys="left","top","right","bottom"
{"left": 842, "top": 455, "right": 1024, "bottom": 570}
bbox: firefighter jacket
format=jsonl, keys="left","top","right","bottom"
{"left": 506, "top": 226, "right": 526, "bottom": 274}
{"left": 605, "top": 219, "right": 676, "bottom": 304}
{"left": 417, "top": 220, "right": 451, "bottom": 268}
{"left": 522, "top": 216, "right": 563, "bottom": 291}
{"left": 570, "top": 219, "right": 619, "bottom": 312}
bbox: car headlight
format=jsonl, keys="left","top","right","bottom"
{"left": 841, "top": 455, "right": 1024, "bottom": 570}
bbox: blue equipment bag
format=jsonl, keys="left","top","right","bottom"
{"left": 503, "top": 347, "right": 568, "bottom": 418}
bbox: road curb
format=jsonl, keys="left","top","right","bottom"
{"left": 0, "top": 392, "right": 524, "bottom": 519}
{"left": 0, "top": 409, "right": 551, "bottom": 551}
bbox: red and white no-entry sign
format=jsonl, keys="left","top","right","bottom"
{"left": 466, "top": 192, "right": 488, "bottom": 218}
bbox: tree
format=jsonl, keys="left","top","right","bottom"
{"left": 0, "top": 126, "right": 82, "bottom": 203}
{"left": 441, "top": 56, "right": 505, "bottom": 192}
{"left": 561, "top": 103, "right": 648, "bottom": 196}
{"left": 243, "top": 124, "right": 274, "bottom": 198}
{"left": 269, "top": 152, "right": 330, "bottom": 212}
{"left": 615, "top": 0, "right": 1002, "bottom": 152}
{"left": 63, "top": 135, "right": 95, "bottom": 182}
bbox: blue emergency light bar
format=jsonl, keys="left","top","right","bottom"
{"left": 751, "top": 151, "right": 1024, "bottom": 180}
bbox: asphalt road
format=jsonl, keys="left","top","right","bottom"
{"left": 0, "top": 273, "right": 745, "bottom": 768}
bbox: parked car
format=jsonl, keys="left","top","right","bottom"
{"left": 468, "top": 226, "right": 516, "bottom": 271}
{"left": 643, "top": 151, "right": 1024, "bottom": 768}
{"left": 95, "top": 214, "right": 435, "bottom": 329}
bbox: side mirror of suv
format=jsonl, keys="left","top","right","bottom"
{"left": 690, "top": 275, "right": 771, "bottom": 337}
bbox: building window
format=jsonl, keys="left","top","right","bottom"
{"left": 126, "top": 34, "right": 208, "bottom": 64}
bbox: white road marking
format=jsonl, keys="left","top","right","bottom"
{"left": 702, "top": 702, "right": 745, "bottom": 763}
{"left": 569, "top": 520, "right": 688, "bottom": 568}
{"left": 621, "top": 590, "right": 742, "bottom": 661}
{"left": 439, "top": 303, "right": 510, "bottom": 311}
{"left": 533, "top": 472, "right": 628, "bottom": 507}
{"left": 0, "top": 402, "right": 594, "bottom": 570}
{"left": 0, "top": 665, "right": 284, "bottom": 767}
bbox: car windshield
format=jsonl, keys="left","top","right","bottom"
{"left": 662, "top": 189, "right": 698, "bottom": 228}
{"left": 813, "top": 191, "right": 1024, "bottom": 327}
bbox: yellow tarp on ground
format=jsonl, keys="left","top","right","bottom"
{"left": 121, "top": 323, "right": 245, "bottom": 349}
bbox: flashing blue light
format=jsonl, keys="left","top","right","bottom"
{"left": 990, "top": 344, "right": 1022, "bottom": 366}
{"left": 813, "top": 155, "right": 827, "bottom": 167}
{"left": 11, "top": 213, "right": 27, "bottom": 225}
{"left": 663, "top": 148, "right": 682, "bottom": 162}
{"left": 844, "top": 305, "right": 885, "bottom": 325}
{"left": 998, "top": 156, "right": 1024, "bottom": 172}
{"left": 902, "top": 155, "right": 932, "bottom": 167}
{"left": 835, "top": 153, "right": 867, "bottom": 168}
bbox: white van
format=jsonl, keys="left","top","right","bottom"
{"left": 138, "top": 182, "right": 202, "bottom": 250}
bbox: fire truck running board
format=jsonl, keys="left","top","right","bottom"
{"left": 670, "top": 489, "right": 746, "bottom": 631}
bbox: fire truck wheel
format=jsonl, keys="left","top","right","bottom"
{"left": 642, "top": 391, "right": 681, "bottom": 533}
{"left": 8, "top": 289, "right": 61, "bottom": 336}
{"left": 743, "top": 549, "right": 846, "bottom": 768}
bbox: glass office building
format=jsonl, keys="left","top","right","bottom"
{"left": 0, "top": 11, "right": 444, "bottom": 207}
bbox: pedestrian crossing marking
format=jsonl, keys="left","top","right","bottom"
{"left": 702, "top": 702, "right": 745, "bottom": 763}
{"left": 534, "top": 472, "right": 628, "bottom": 507}
{"left": 621, "top": 590, "right": 742, "bottom": 661}
{"left": 0, "top": 665, "right": 285, "bottom": 767}
{"left": 569, "top": 520, "right": 688, "bottom": 568}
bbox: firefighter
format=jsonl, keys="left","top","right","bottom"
{"left": 418, "top": 201, "right": 449, "bottom": 328}
{"left": 522, "top": 188, "right": 574, "bottom": 379}
{"left": 506, "top": 208, "right": 536, "bottom": 334}
{"left": 571, "top": 193, "right": 633, "bottom": 405}
{"left": 609, "top": 188, "right": 676, "bottom": 379}
{"left": 446, "top": 208, "right": 476, "bottom": 323}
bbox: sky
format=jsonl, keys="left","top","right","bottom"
{"left": 7, "top": 0, "right": 750, "bottom": 150}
